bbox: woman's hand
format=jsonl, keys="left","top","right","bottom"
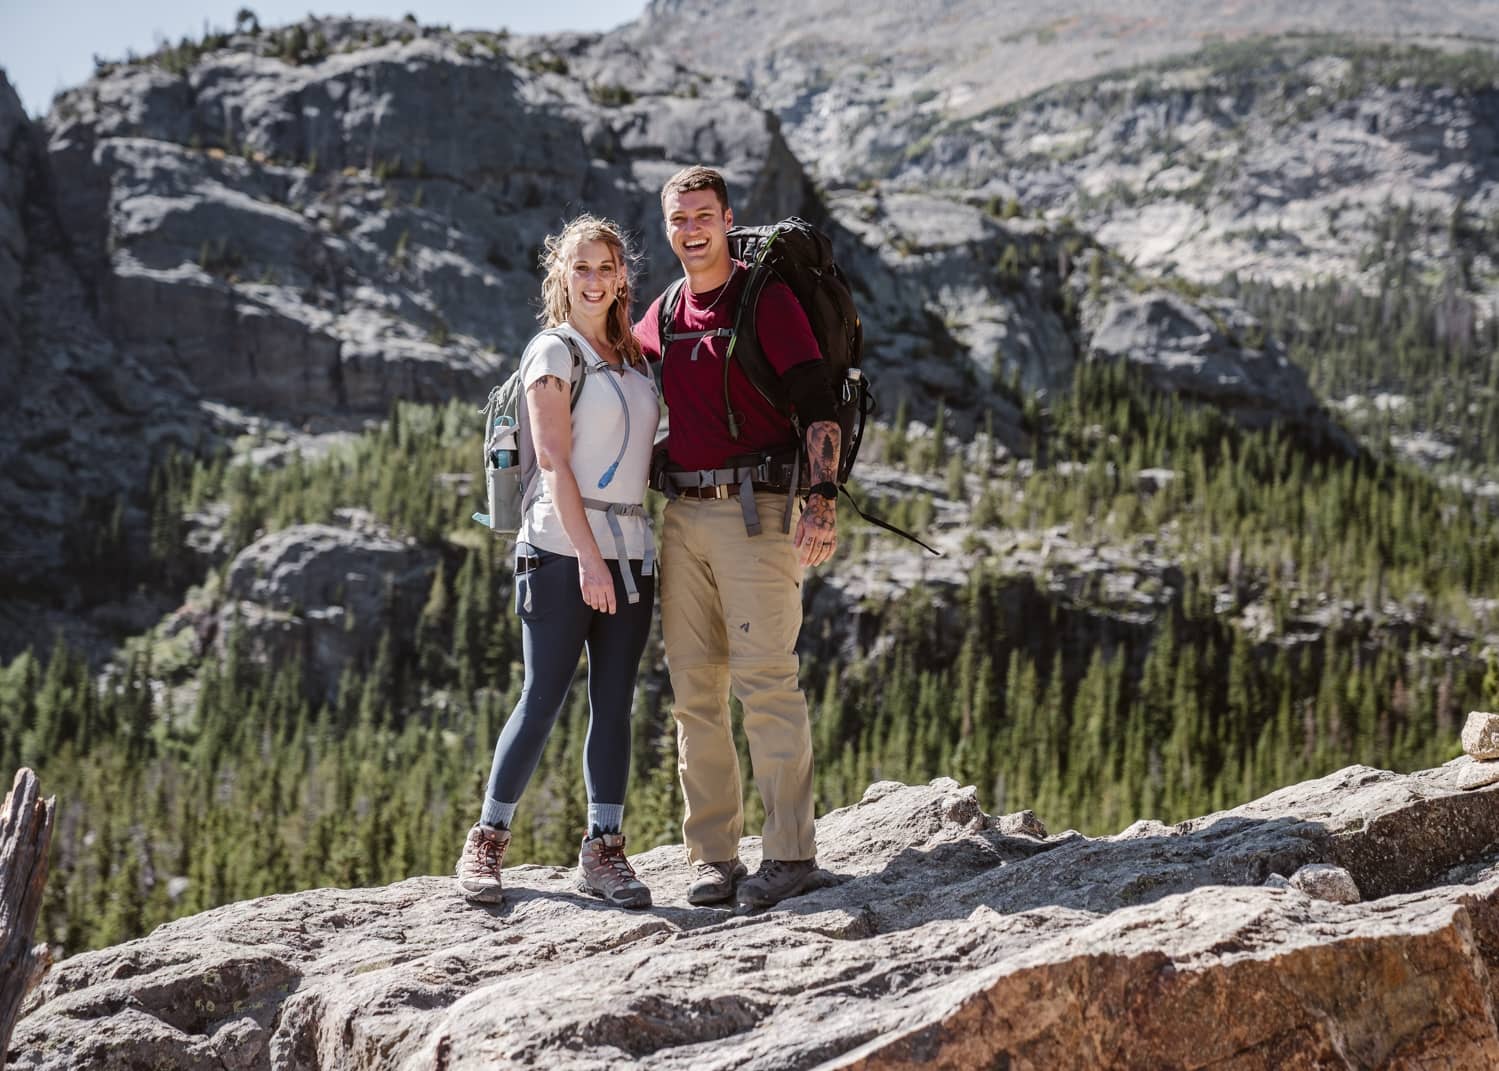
{"left": 578, "top": 552, "right": 617, "bottom": 614}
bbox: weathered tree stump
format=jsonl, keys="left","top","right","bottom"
{"left": 1, "top": 768, "right": 55, "bottom": 1060}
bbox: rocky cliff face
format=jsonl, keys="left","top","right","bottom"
{"left": 0, "top": 70, "right": 210, "bottom": 655}
{"left": 11, "top": 759, "right": 1499, "bottom": 1069}
{"left": 36, "top": 22, "right": 811, "bottom": 420}
{"left": 629, "top": 0, "right": 1499, "bottom": 184}
{"left": 892, "top": 41, "right": 1499, "bottom": 298}
{"left": 0, "top": 21, "right": 829, "bottom": 659}
{"left": 0, "top": 77, "right": 28, "bottom": 368}
{"left": 8, "top": 8, "right": 1448, "bottom": 661}
{"left": 629, "top": 1, "right": 1499, "bottom": 420}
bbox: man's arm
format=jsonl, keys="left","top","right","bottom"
{"left": 759, "top": 283, "right": 841, "bottom": 567}
{"left": 796, "top": 419, "right": 840, "bottom": 567}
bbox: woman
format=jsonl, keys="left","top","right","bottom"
{"left": 455, "top": 215, "right": 659, "bottom": 909}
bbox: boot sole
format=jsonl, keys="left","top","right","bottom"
{"left": 687, "top": 865, "right": 748, "bottom": 906}
{"left": 735, "top": 871, "right": 816, "bottom": 912}
{"left": 458, "top": 883, "right": 505, "bottom": 905}
{"left": 686, "top": 886, "right": 736, "bottom": 906}
{"left": 577, "top": 878, "right": 653, "bottom": 910}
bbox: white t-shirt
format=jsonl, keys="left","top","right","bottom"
{"left": 516, "top": 325, "right": 659, "bottom": 560}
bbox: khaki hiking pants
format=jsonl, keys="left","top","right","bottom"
{"left": 661, "top": 492, "right": 817, "bottom": 864}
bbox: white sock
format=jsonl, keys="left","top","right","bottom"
{"left": 587, "top": 803, "right": 624, "bottom": 837}
{"left": 481, "top": 797, "right": 517, "bottom": 829}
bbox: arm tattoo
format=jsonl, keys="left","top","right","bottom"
{"left": 528, "top": 374, "right": 568, "bottom": 395}
{"left": 806, "top": 420, "right": 841, "bottom": 485}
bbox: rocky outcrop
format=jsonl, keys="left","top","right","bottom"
{"left": 217, "top": 511, "right": 437, "bottom": 700}
{"left": 1083, "top": 287, "right": 1354, "bottom": 448}
{"left": 11, "top": 760, "right": 1499, "bottom": 1069}
{"left": 831, "top": 190, "right": 1076, "bottom": 407}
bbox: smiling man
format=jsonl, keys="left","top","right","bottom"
{"left": 635, "top": 165, "right": 840, "bottom": 912}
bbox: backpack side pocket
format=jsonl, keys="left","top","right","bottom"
{"left": 487, "top": 461, "right": 526, "bottom": 535}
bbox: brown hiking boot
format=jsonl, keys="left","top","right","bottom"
{"left": 578, "top": 833, "right": 652, "bottom": 909}
{"left": 455, "top": 823, "right": 510, "bottom": 903}
{"left": 686, "top": 859, "right": 747, "bottom": 906}
{"left": 735, "top": 858, "right": 817, "bottom": 912}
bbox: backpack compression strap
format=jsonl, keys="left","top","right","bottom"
{"left": 578, "top": 499, "right": 656, "bottom": 604}
{"left": 658, "top": 277, "right": 740, "bottom": 433}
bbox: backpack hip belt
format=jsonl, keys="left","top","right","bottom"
{"left": 662, "top": 454, "right": 802, "bottom": 538}
{"left": 578, "top": 498, "right": 655, "bottom": 606}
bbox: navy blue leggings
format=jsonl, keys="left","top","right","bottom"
{"left": 485, "top": 551, "right": 654, "bottom": 807}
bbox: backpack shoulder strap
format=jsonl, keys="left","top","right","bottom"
{"left": 657, "top": 279, "right": 687, "bottom": 347}
{"left": 727, "top": 262, "right": 792, "bottom": 421}
{"left": 538, "top": 327, "right": 589, "bottom": 411}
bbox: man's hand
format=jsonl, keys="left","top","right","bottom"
{"left": 794, "top": 493, "right": 837, "bottom": 566}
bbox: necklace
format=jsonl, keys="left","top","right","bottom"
{"left": 692, "top": 262, "right": 737, "bottom": 316}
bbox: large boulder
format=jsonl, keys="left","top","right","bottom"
{"left": 12, "top": 760, "right": 1499, "bottom": 1068}
{"left": 218, "top": 513, "right": 437, "bottom": 700}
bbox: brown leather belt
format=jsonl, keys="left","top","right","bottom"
{"left": 675, "top": 482, "right": 787, "bottom": 500}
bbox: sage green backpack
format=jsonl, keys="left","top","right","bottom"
{"left": 471, "top": 328, "right": 638, "bottom": 536}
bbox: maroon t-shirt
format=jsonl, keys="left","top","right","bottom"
{"left": 635, "top": 261, "right": 823, "bottom": 471}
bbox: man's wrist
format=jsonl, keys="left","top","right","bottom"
{"left": 807, "top": 481, "right": 838, "bottom": 501}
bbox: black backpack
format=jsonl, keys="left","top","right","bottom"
{"left": 658, "top": 217, "right": 938, "bottom": 555}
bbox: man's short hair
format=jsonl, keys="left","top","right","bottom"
{"left": 660, "top": 165, "right": 730, "bottom": 214}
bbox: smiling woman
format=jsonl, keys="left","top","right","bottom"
{"left": 0, "top": 1, "right": 647, "bottom": 116}
{"left": 454, "top": 213, "right": 661, "bottom": 912}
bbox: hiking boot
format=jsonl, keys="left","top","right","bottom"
{"left": 686, "top": 859, "right": 748, "bottom": 906}
{"left": 578, "top": 832, "right": 652, "bottom": 909}
{"left": 735, "top": 858, "right": 817, "bottom": 912}
{"left": 455, "top": 823, "right": 510, "bottom": 904}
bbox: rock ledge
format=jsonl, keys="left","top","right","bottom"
{"left": 11, "top": 761, "right": 1499, "bottom": 1069}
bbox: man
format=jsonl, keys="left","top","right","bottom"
{"left": 635, "top": 165, "right": 840, "bottom": 911}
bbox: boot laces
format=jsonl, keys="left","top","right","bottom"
{"left": 472, "top": 830, "right": 503, "bottom": 874}
{"left": 597, "top": 838, "right": 637, "bottom": 881}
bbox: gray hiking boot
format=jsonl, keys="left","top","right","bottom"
{"left": 578, "top": 832, "right": 652, "bottom": 909}
{"left": 735, "top": 858, "right": 817, "bottom": 912}
{"left": 686, "top": 859, "right": 748, "bottom": 906}
{"left": 456, "top": 823, "right": 510, "bottom": 904}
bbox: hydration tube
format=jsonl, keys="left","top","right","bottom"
{"left": 580, "top": 340, "right": 633, "bottom": 490}
{"left": 596, "top": 368, "right": 629, "bottom": 489}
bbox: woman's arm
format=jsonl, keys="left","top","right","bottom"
{"left": 527, "top": 375, "right": 618, "bottom": 614}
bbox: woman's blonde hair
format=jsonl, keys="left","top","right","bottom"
{"left": 538, "top": 215, "right": 643, "bottom": 366}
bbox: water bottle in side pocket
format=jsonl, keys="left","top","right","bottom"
{"left": 484, "top": 416, "right": 525, "bottom": 534}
